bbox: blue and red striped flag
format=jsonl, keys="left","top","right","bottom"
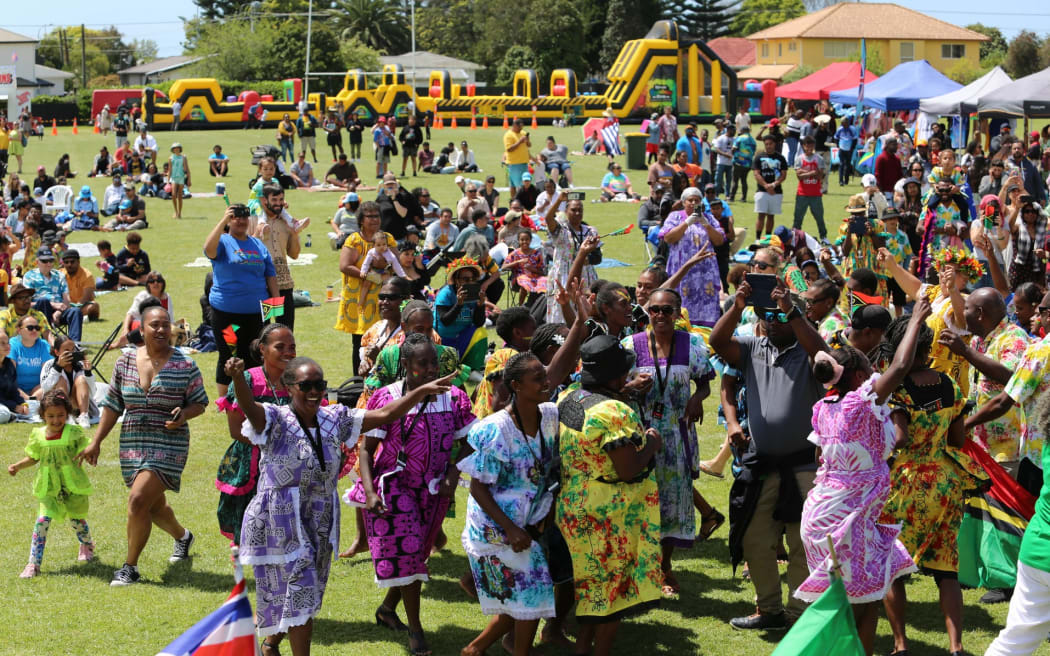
{"left": 156, "top": 549, "right": 260, "bottom": 656}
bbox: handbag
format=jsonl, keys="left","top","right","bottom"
{"left": 389, "top": 141, "right": 399, "bottom": 157}
{"left": 333, "top": 376, "right": 364, "bottom": 407}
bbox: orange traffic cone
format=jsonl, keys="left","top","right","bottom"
{"left": 482, "top": 116, "right": 489, "bottom": 129}
{"left": 470, "top": 115, "right": 476, "bottom": 130}
{"left": 93, "top": 118, "right": 100, "bottom": 134}
{"left": 435, "top": 114, "right": 442, "bottom": 129}
{"left": 531, "top": 107, "right": 538, "bottom": 129}
{"left": 51, "top": 119, "right": 58, "bottom": 136}
{"left": 451, "top": 116, "right": 457, "bottom": 129}
{"left": 72, "top": 117, "right": 79, "bottom": 135}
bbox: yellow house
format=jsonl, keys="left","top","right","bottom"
{"left": 742, "top": 3, "right": 987, "bottom": 81}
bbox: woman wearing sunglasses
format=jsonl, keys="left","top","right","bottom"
{"left": 10, "top": 314, "right": 49, "bottom": 402}
{"left": 112, "top": 271, "right": 172, "bottom": 350}
{"left": 227, "top": 353, "right": 455, "bottom": 656}
{"left": 350, "top": 333, "right": 477, "bottom": 656}
{"left": 622, "top": 288, "right": 719, "bottom": 597}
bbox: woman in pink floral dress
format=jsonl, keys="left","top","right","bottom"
{"left": 796, "top": 299, "right": 930, "bottom": 656}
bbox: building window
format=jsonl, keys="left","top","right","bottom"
{"left": 942, "top": 44, "right": 965, "bottom": 59}
{"left": 778, "top": 43, "right": 782, "bottom": 57}
{"left": 899, "top": 42, "right": 914, "bottom": 62}
{"left": 788, "top": 41, "right": 797, "bottom": 52}
{"left": 762, "top": 43, "right": 769, "bottom": 57}
{"left": 823, "top": 40, "right": 857, "bottom": 59}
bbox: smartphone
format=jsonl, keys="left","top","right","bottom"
{"left": 849, "top": 215, "right": 868, "bottom": 236}
{"left": 460, "top": 283, "right": 481, "bottom": 302}
{"left": 567, "top": 191, "right": 585, "bottom": 202}
{"left": 1021, "top": 194, "right": 1035, "bottom": 204}
{"left": 744, "top": 273, "right": 777, "bottom": 309}
{"left": 70, "top": 349, "right": 86, "bottom": 363}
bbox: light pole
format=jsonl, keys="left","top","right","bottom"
{"left": 411, "top": 0, "right": 416, "bottom": 91}
{"left": 304, "top": 0, "right": 313, "bottom": 102}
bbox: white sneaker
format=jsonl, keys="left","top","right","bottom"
{"left": 77, "top": 413, "right": 91, "bottom": 429}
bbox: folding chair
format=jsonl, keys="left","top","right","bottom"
{"left": 79, "top": 322, "right": 122, "bottom": 385}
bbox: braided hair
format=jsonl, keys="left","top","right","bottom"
{"left": 504, "top": 351, "right": 540, "bottom": 398}
{"left": 530, "top": 323, "right": 568, "bottom": 359}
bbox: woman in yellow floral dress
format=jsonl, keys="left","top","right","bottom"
{"left": 556, "top": 335, "right": 662, "bottom": 656}
{"left": 335, "top": 201, "right": 398, "bottom": 373}
{"left": 878, "top": 246, "right": 981, "bottom": 397}
{"left": 878, "top": 315, "right": 987, "bottom": 656}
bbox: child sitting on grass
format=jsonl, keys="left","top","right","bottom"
{"left": 8, "top": 389, "right": 95, "bottom": 578}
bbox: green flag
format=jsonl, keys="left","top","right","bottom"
{"left": 770, "top": 576, "right": 864, "bottom": 656}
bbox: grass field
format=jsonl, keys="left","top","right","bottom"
{"left": 1, "top": 123, "right": 1021, "bottom": 655}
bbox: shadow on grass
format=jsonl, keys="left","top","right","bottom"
{"left": 156, "top": 559, "right": 243, "bottom": 592}
{"left": 902, "top": 598, "right": 1000, "bottom": 636}
{"left": 313, "top": 617, "right": 478, "bottom": 652}
{"left": 50, "top": 559, "right": 119, "bottom": 582}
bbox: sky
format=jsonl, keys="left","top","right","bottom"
{"left": 2, "top": 0, "right": 1048, "bottom": 59}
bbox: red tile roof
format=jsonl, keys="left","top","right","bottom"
{"left": 708, "top": 37, "right": 756, "bottom": 68}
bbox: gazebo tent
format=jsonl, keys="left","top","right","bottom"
{"left": 919, "top": 67, "right": 1012, "bottom": 116}
{"left": 829, "top": 60, "right": 962, "bottom": 111}
{"left": 976, "top": 67, "right": 1050, "bottom": 118}
{"left": 775, "top": 62, "right": 880, "bottom": 101}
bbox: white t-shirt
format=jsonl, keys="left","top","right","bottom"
{"left": 713, "top": 134, "right": 734, "bottom": 166}
{"left": 134, "top": 134, "right": 157, "bottom": 155}
{"left": 735, "top": 112, "right": 751, "bottom": 133}
{"left": 425, "top": 221, "right": 459, "bottom": 249}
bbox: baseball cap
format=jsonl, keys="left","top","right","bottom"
{"left": 342, "top": 192, "right": 359, "bottom": 204}
{"left": 119, "top": 199, "right": 132, "bottom": 210}
{"left": 861, "top": 173, "right": 877, "bottom": 188}
{"left": 36, "top": 247, "right": 55, "bottom": 262}
{"left": 773, "top": 225, "right": 793, "bottom": 244}
{"left": 522, "top": 172, "right": 532, "bottom": 181}
{"left": 79, "top": 185, "right": 92, "bottom": 198}
{"left": 454, "top": 175, "right": 465, "bottom": 184}
{"left": 37, "top": 165, "right": 45, "bottom": 172}
{"left": 60, "top": 249, "right": 80, "bottom": 260}
{"left": 460, "top": 140, "right": 468, "bottom": 146}
{"left": 1032, "top": 130, "right": 1041, "bottom": 139}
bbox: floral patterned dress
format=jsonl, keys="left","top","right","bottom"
{"left": 1004, "top": 334, "right": 1050, "bottom": 468}
{"left": 622, "top": 330, "right": 713, "bottom": 546}
{"left": 504, "top": 247, "right": 547, "bottom": 293}
{"left": 878, "top": 372, "right": 988, "bottom": 573}
{"left": 240, "top": 403, "right": 365, "bottom": 637}
{"left": 797, "top": 375, "right": 917, "bottom": 603}
{"left": 545, "top": 215, "right": 598, "bottom": 324}
{"left": 923, "top": 285, "right": 972, "bottom": 398}
{"left": 459, "top": 406, "right": 559, "bottom": 619}
{"left": 335, "top": 231, "right": 398, "bottom": 336}
{"left": 556, "top": 389, "right": 662, "bottom": 622}
{"left": 969, "top": 320, "right": 1030, "bottom": 462}
{"left": 658, "top": 210, "right": 725, "bottom": 327}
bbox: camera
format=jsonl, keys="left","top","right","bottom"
{"left": 567, "top": 191, "right": 585, "bottom": 202}
{"left": 70, "top": 349, "right": 86, "bottom": 363}
{"left": 230, "top": 203, "right": 251, "bottom": 218}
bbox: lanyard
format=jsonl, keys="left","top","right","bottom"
{"left": 293, "top": 411, "right": 326, "bottom": 472}
{"left": 647, "top": 330, "right": 675, "bottom": 398}
{"left": 511, "top": 403, "right": 546, "bottom": 469}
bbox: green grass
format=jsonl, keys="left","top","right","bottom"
{"left": 2, "top": 125, "right": 1017, "bottom": 655}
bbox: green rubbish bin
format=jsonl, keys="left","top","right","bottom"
{"left": 625, "top": 132, "right": 648, "bottom": 170}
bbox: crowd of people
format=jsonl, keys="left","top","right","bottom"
{"left": 6, "top": 101, "right": 1050, "bottom": 656}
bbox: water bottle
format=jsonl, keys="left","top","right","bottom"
{"left": 305, "top": 234, "right": 312, "bottom": 247}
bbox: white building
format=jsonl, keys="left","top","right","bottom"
{"left": 0, "top": 28, "right": 42, "bottom": 120}
{"left": 117, "top": 55, "right": 204, "bottom": 86}
{"left": 379, "top": 51, "right": 485, "bottom": 89}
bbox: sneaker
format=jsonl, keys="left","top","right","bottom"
{"left": 110, "top": 563, "right": 140, "bottom": 586}
{"left": 78, "top": 543, "right": 95, "bottom": 562}
{"left": 170, "top": 530, "right": 195, "bottom": 562}
{"left": 19, "top": 564, "right": 40, "bottom": 578}
{"left": 979, "top": 588, "right": 1013, "bottom": 604}
{"left": 729, "top": 611, "right": 787, "bottom": 631}
{"left": 77, "top": 413, "right": 91, "bottom": 429}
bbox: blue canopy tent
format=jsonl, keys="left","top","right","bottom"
{"left": 829, "top": 60, "right": 962, "bottom": 111}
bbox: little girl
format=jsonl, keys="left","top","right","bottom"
{"left": 357, "top": 231, "right": 406, "bottom": 304}
{"left": 8, "top": 389, "right": 95, "bottom": 578}
{"left": 169, "top": 143, "right": 190, "bottom": 220}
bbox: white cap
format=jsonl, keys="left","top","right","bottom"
{"left": 861, "top": 173, "right": 877, "bottom": 188}
{"left": 454, "top": 175, "right": 465, "bottom": 184}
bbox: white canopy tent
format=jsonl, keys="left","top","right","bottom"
{"left": 977, "top": 67, "right": 1050, "bottom": 118}
{"left": 919, "top": 66, "right": 1012, "bottom": 116}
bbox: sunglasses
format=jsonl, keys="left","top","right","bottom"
{"left": 147, "top": 278, "right": 163, "bottom": 284}
{"left": 649, "top": 304, "right": 677, "bottom": 315}
{"left": 761, "top": 311, "right": 791, "bottom": 324}
{"left": 294, "top": 379, "right": 328, "bottom": 394}
{"left": 23, "top": 325, "right": 41, "bottom": 331}
{"left": 753, "top": 260, "right": 774, "bottom": 271}
{"left": 377, "top": 293, "right": 404, "bottom": 301}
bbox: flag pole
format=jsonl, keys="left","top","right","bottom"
{"left": 825, "top": 534, "right": 843, "bottom": 579}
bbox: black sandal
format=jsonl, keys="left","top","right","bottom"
{"left": 260, "top": 639, "right": 281, "bottom": 656}
{"left": 408, "top": 629, "right": 432, "bottom": 656}
{"left": 375, "top": 604, "right": 409, "bottom": 631}
{"left": 698, "top": 509, "right": 726, "bottom": 541}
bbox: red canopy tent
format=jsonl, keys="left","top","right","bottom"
{"left": 775, "top": 62, "right": 880, "bottom": 101}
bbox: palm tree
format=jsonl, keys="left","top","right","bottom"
{"left": 334, "top": 0, "right": 411, "bottom": 53}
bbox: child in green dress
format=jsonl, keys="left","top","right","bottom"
{"left": 8, "top": 389, "right": 95, "bottom": 578}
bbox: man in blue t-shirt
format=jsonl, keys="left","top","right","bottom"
{"left": 208, "top": 145, "right": 229, "bottom": 177}
{"left": 834, "top": 117, "right": 859, "bottom": 186}
{"left": 730, "top": 125, "right": 757, "bottom": 202}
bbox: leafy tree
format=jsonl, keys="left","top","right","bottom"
{"left": 270, "top": 21, "right": 345, "bottom": 79}
{"left": 1005, "top": 30, "right": 1043, "bottom": 79}
{"left": 416, "top": 0, "right": 480, "bottom": 62}
{"left": 729, "top": 0, "right": 804, "bottom": 37}
{"left": 340, "top": 36, "right": 384, "bottom": 73}
{"left": 946, "top": 60, "right": 985, "bottom": 85}
{"left": 965, "top": 23, "right": 1008, "bottom": 63}
{"left": 780, "top": 65, "right": 815, "bottom": 84}
{"left": 37, "top": 27, "right": 116, "bottom": 87}
{"left": 601, "top": 0, "right": 632, "bottom": 72}
{"left": 192, "top": 0, "right": 255, "bottom": 20}
{"left": 846, "top": 46, "right": 886, "bottom": 76}
{"left": 187, "top": 18, "right": 276, "bottom": 80}
{"left": 495, "top": 45, "right": 539, "bottom": 87}
{"left": 332, "top": 0, "right": 411, "bottom": 53}
{"left": 129, "top": 39, "right": 159, "bottom": 66}
{"left": 802, "top": 0, "right": 843, "bottom": 9}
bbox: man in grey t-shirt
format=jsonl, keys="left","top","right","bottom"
{"left": 710, "top": 264, "right": 827, "bottom": 631}
{"left": 539, "top": 136, "right": 573, "bottom": 186}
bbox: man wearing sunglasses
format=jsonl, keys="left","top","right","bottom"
{"left": 710, "top": 274, "right": 828, "bottom": 631}
{"left": 0, "top": 283, "right": 52, "bottom": 341}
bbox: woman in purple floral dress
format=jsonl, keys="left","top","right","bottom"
{"left": 227, "top": 355, "right": 454, "bottom": 656}
{"left": 796, "top": 300, "right": 930, "bottom": 656}
{"left": 658, "top": 187, "right": 725, "bottom": 327}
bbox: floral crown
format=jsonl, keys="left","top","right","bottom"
{"left": 931, "top": 247, "right": 984, "bottom": 284}
{"left": 446, "top": 256, "right": 481, "bottom": 278}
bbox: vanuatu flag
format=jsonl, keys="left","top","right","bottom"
{"left": 771, "top": 575, "right": 864, "bottom": 656}
{"left": 958, "top": 440, "right": 1036, "bottom": 589}
{"left": 260, "top": 297, "right": 286, "bottom": 322}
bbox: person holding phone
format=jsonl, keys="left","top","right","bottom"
{"left": 658, "top": 187, "right": 725, "bottom": 327}
{"left": 434, "top": 257, "right": 488, "bottom": 374}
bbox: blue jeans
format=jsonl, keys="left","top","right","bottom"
{"left": 786, "top": 137, "right": 799, "bottom": 168}
{"left": 34, "top": 299, "right": 83, "bottom": 341}
{"left": 279, "top": 137, "right": 295, "bottom": 162}
{"left": 715, "top": 164, "right": 733, "bottom": 195}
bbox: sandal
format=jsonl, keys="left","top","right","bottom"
{"left": 408, "top": 629, "right": 432, "bottom": 656}
{"left": 375, "top": 604, "right": 409, "bottom": 632}
{"left": 697, "top": 509, "right": 725, "bottom": 541}
{"left": 661, "top": 571, "right": 681, "bottom": 598}
{"left": 260, "top": 639, "right": 281, "bottom": 656}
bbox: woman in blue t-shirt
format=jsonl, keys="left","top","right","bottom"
{"left": 433, "top": 256, "right": 487, "bottom": 373}
{"left": 204, "top": 204, "right": 278, "bottom": 396}
{"left": 9, "top": 315, "right": 50, "bottom": 398}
